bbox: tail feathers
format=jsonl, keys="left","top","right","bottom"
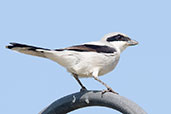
{"left": 6, "top": 42, "right": 51, "bottom": 58}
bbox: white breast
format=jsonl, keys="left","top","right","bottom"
{"left": 45, "top": 50, "right": 120, "bottom": 78}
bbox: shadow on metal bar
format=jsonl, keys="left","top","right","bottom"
{"left": 39, "top": 90, "right": 147, "bottom": 114}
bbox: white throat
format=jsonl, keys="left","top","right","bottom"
{"left": 110, "top": 41, "right": 128, "bottom": 53}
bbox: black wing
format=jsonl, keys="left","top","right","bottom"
{"left": 55, "top": 44, "right": 116, "bottom": 53}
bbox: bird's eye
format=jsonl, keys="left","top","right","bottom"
{"left": 115, "top": 35, "right": 123, "bottom": 40}
{"left": 106, "top": 34, "right": 124, "bottom": 42}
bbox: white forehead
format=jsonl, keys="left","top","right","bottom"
{"left": 101, "top": 32, "right": 128, "bottom": 41}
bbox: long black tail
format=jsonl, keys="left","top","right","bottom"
{"left": 6, "top": 42, "right": 51, "bottom": 58}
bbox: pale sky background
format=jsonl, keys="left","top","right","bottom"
{"left": 1, "top": 0, "right": 171, "bottom": 114}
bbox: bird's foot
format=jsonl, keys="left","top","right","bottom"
{"left": 80, "top": 87, "right": 87, "bottom": 92}
{"left": 102, "top": 88, "right": 119, "bottom": 95}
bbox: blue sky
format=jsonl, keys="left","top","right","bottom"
{"left": 1, "top": 0, "right": 171, "bottom": 114}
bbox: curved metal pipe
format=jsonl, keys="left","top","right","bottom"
{"left": 39, "top": 90, "right": 146, "bottom": 114}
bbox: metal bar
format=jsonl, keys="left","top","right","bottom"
{"left": 39, "top": 90, "right": 147, "bottom": 114}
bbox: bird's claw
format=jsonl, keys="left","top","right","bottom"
{"left": 102, "top": 88, "right": 119, "bottom": 95}
{"left": 80, "top": 87, "right": 87, "bottom": 92}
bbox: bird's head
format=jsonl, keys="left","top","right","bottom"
{"left": 101, "top": 32, "right": 138, "bottom": 53}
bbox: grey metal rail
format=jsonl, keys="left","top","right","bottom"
{"left": 39, "top": 90, "right": 146, "bottom": 114}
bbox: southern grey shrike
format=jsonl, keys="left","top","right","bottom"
{"left": 6, "top": 32, "right": 138, "bottom": 94}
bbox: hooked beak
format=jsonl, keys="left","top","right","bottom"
{"left": 127, "top": 39, "right": 138, "bottom": 46}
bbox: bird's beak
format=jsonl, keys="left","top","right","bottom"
{"left": 127, "top": 39, "right": 138, "bottom": 46}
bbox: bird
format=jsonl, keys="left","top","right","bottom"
{"left": 6, "top": 32, "right": 138, "bottom": 94}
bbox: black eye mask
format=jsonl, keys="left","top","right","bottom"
{"left": 106, "top": 34, "right": 130, "bottom": 42}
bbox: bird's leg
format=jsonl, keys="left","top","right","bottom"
{"left": 93, "top": 76, "right": 118, "bottom": 94}
{"left": 72, "top": 73, "right": 87, "bottom": 91}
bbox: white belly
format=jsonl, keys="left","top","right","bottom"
{"left": 45, "top": 51, "right": 120, "bottom": 77}
{"left": 72, "top": 54, "right": 120, "bottom": 77}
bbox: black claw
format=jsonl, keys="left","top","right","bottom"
{"left": 80, "top": 87, "right": 87, "bottom": 92}
{"left": 108, "top": 88, "right": 119, "bottom": 94}
{"left": 102, "top": 88, "right": 119, "bottom": 95}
